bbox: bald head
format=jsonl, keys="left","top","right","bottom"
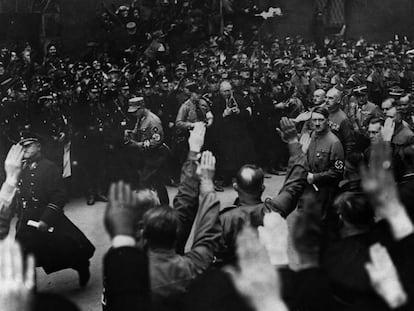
{"left": 235, "top": 164, "right": 264, "bottom": 197}
{"left": 220, "top": 80, "right": 232, "bottom": 99}
{"left": 313, "top": 89, "right": 326, "bottom": 106}
{"left": 325, "top": 88, "right": 341, "bottom": 112}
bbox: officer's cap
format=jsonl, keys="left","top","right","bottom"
{"left": 143, "top": 79, "right": 152, "bottom": 88}
{"left": 389, "top": 86, "right": 405, "bottom": 97}
{"left": 186, "top": 82, "right": 201, "bottom": 93}
{"left": 38, "top": 95, "right": 54, "bottom": 103}
{"left": 126, "top": 22, "right": 136, "bottom": 30}
{"left": 229, "top": 71, "right": 240, "bottom": 79}
{"left": 353, "top": 85, "right": 368, "bottom": 96}
{"left": 120, "top": 81, "right": 130, "bottom": 90}
{"left": 118, "top": 5, "right": 129, "bottom": 12}
{"left": 206, "top": 73, "right": 220, "bottom": 84}
{"left": 18, "top": 132, "right": 41, "bottom": 147}
{"left": 108, "top": 67, "right": 120, "bottom": 74}
{"left": 128, "top": 97, "right": 144, "bottom": 112}
{"left": 175, "top": 63, "right": 187, "bottom": 72}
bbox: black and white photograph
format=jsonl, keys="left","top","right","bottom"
{"left": 0, "top": 0, "right": 414, "bottom": 310}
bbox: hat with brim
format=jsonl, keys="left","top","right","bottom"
{"left": 18, "top": 132, "right": 41, "bottom": 147}
{"left": 128, "top": 97, "right": 144, "bottom": 112}
{"left": 126, "top": 22, "right": 136, "bottom": 30}
{"left": 187, "top": 82, "right": 201, "bottom": 93}
{"left": 389, "top": 86, "right": 405, "bottom": 97}
{"left": 353, "top": 85, "right": 368, "bottom": 96}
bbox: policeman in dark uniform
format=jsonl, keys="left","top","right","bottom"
{"left": 13, "top": 134, "right": 95, "bottom": 287}
{"left": 30, "top": 95, "right": 70, "bottom": 173}
{"left": 73, "top": 83, "right": 108, "bottom": 205}
{"left": 124, "top": 97, "right": 169, "bottom": 204}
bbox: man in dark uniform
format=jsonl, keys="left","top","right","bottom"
{"left": 217, "top": 117, "right": 308, "bottom": 266}
{"left": 326, "top": 88, "right": 356, "bottom": 155}
{"left": 124, "top": 97, "right": 169, "bottom": 204}
{"left": 246, "top": 79, "right": 274, "bottom": 171}
{"left": 142, "top": 79, "right": 163, "bottom": 117}
{"left": 301, "top": 106, "right": 344, "bottom": 220}
{"left": 12, "top": 134, "right": 95, "bottom": 287}
{"left": 30, "top": 95, "right": 70, "bottom": 173}
{"left": 72, "top": 84, "right": 108, "bottom": 205}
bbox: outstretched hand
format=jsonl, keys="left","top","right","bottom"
{"left": 4, "top": 144, "right": 25, "bottom": 185}
{"left": 381, "top": 118, "right": 395, "bottom": 142}
{"left": 105, "top": 181, "right": 138, "bottom": 238}
{"left": 0, "top": 238, "right": 35, "bottom": 311}
{"left": 196, "top": 151, "right": 216, "bottom": 182}
{"left": 258, "top": 213, "right": 288, "bottom": 265}
{"left": 226, "top": 226, "right": 288, "bottom": 311}
{"left": 361, "top": 139, "right": 413, "bottom": 239}
{"left": 360, "top": 139, "right": 401, "bottom": 219}
{"left": 188, "top": 122, "right": 206, "bottom": 153}
{"left": 365, "top": 243, "right": 407, "bottom": 309}
{"left": 277, "top": 117, "right": 299, "bottom": 143}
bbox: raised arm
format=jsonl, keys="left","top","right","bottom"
{"left": 185, "top": 151, "right": 221, "bottom": 273}
{"left": 265, "top": 117, "right": 308, "bottom": 217}
{"left": 0, "top": 144, "right": 25, "bottom": 239}
{"left": 173, "top": 122, "right": 206, "bottom": 253}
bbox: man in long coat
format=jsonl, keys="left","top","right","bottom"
{"left": 211, "top": 81, "right": 256, "bottom": 185}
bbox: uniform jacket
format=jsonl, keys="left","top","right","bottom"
{"left": 307, "top": 129, "right": 344, "bottom": 187}
{"left": 217, "top": 142, "right": 308, "bottom": 264}
{"left": 130, "top": 110, "right": 164, "bottom": 150}
{"left": 17, "top": 156, "right": 66, "bottom": 226}
{"left": 175, "top": 98, "right": 210, "bottom": 130}
{"left": 15, "top": 156, "right": 95, "bottom": 274}
{"left": 329, "top": 108, "right": 356, "bottom": 155}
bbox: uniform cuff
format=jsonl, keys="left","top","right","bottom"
{"left": 0, "top": 181, "right": 17, "bottom": 204}
{"left": 188, "top": 151, "right": 201, "bottom": 161}
{"left": 112, "top": 235, "right": 136, "bottom": 248}
{"left": 200, "top": 179, "right": 215, "bottom": 194}
{"left": 288, "top": 142, "right": 302, "bottom": 156}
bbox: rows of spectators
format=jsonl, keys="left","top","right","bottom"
{"left": 0, "top": 1, "right": 414, "bottom": 310}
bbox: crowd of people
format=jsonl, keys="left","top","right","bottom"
{"left": 1, "top": 0, "right": 414, "bottom": 310}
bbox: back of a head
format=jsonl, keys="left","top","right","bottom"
{"left": 345, "top": 152, "right": 366, "bottom": 175}
{"left": 334, "top": 192, "right": 374, "bottom": 226}
{"left": 235, "top": 164, "right": 264, "bottom": 197}
{"left": 143, "top": 205, "right": 178, "bottom": 249}
{"left": 35, "top": 293, "right": 81, "bottom": 311}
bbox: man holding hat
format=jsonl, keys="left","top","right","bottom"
{"left": 124, "top": 97, "right": 169, "bottom": 204}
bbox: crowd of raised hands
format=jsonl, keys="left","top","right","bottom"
{"left": 0, "top": 118, "right": 413, "bottom": 311}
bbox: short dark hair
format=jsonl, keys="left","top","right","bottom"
{"left": 368, "top": 117, "right": 384, "bottom": 126}
{"left": 334, "top": 192, "right": 374, "bottom": 226}
{"left": 142, "top": 205, "right": 178, "bottom": 249}
{"left": 312, "top": 106, "right": 329, "bottom": 119}
{"left": 235, "top": 164, "right": 264, "bottom": 196}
